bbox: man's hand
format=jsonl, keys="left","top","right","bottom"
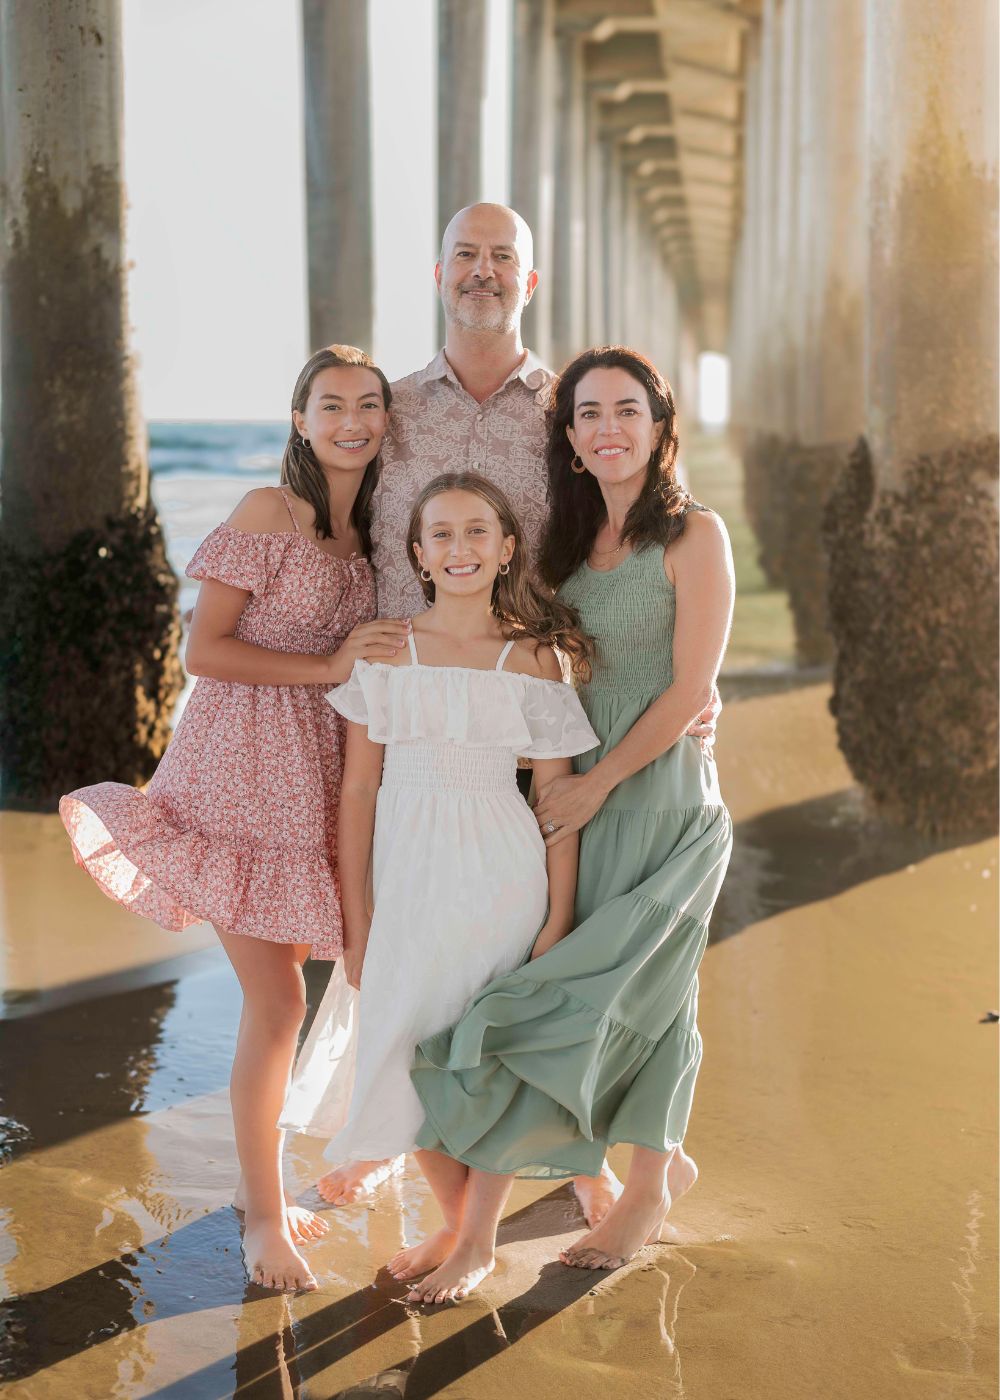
{"left": 685, "top": 683, "right": 722, "bottom": 756}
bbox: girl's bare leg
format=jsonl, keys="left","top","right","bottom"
{"left": 407, "top": 1168, "right": 514, "bottom": 1304}
{"left": 388, "top": 1149, "right": 469, "bottom": 1280}
{"left": 560, "top": 1144, "right": 698, "bottom": 1271}
{"left": 231, "top": 1003, "right": 328, "bottom": 1244}
{"left": 216, "top": 928, "right": 319, "bottom": 1291}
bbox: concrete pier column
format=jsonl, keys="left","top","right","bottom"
{"left": 0, "top": 0, "right": 182, "bottom": 807}
{"left": 776, "top": 0, "right": 866, "bottom": 664}
{"left": 302, "top": 0, "right": 374, "bottom": 351}
{"left": 437, "top": 0, "right": 487, "bottom": 338}
{"left": 825, "top": 0, "right": 999, "bottom": 831}
{"left": 510, "top": 0, "right": 556, "bottom": 362}
{"left": 584, "top": 97, "right": 609, "bottom": 346}
{"left": 437, "top": 0, "right": 486, "bottom": 221}
{"left": 551, "top": 27, "right": 587, "bottom": 368}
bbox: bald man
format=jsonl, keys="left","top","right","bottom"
{"left": 370, "top": 203, "right": 552, "bottom": 618}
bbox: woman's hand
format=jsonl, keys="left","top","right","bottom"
{"left": 534, "top": 771, "right": 607, "bottom": 848}
{"left": 341, "top": 925, "right": 370, "bottom": 990}
{"left": 328, "top": 619, "right": 411, "bottom": 684}
{"left": 685, "top": 683, "right": 721, "bottom": 756}
{"left": 529, "top": 921, "right": 571, "bottom": 961}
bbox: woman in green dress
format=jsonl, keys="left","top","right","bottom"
{"left": 406, "top": 346, "right": 735, "bottom": 1303}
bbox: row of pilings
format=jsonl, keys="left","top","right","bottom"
{"left": 730, "top": 0, "right": 999, "bottom": 833}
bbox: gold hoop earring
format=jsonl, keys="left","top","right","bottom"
{"left": 419, "top": 567, "right": 432, "bottom": 582}
{"left": 498, "top": 561, "right": 511, "bottom": 576}
{"left": 570, "top": 455, "right": 586, "bottom": 474}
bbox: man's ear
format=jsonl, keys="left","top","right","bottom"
{"left": 434, "top": 262, "right": 443, "bottom": 292}
{"left": 523, "top": 268, "right": 539, "bottom": 306}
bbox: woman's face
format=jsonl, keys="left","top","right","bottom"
{"left": 565, "top": 366, "right": 664, "bottom": 490}
{"left": 413, "top": 490, "right": 515, "bottom": 599}
{"left": 293, "top": 366, "right": 388, "bottom": 473}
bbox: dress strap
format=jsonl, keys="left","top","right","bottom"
{"left": 495, "top": 639, "right": 516, "bottom": 671}
{"left": 407, "top": 629, "right": 420, "bottom": 665}
{"left": 278, "top": 489, "right": 303, "bottom": 534}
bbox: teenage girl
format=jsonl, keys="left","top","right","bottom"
{"left": 61, "top": 345, "right": 410, "bottom": 1292}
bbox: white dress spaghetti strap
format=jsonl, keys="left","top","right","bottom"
{"left": 280, "top": 640, "right": 598, "bottom": 1162}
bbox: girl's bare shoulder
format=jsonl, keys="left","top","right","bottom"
{"left": 504, "top": 636, "right": 563, "bottom": 681}
{"left": 225, "top": 487, "right": 293, "bottom": 535}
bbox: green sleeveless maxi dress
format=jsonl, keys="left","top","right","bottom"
{"left": 411, "top": 537, "right": 733, "bottom": 1178}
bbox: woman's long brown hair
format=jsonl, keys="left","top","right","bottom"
{"left": 406, "top": 472, "right": 594, "bottom": 682}
{"left": 280, "top": 344, "right": 392, "bottom": 556}
{"left": 538, "top": 345, "right": 692, "bottom": 589}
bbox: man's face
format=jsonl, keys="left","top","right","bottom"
{"left": 436, "top": 209, "right": 537, "bottom": 335}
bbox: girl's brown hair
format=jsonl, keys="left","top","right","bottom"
{"left": 406, "top": 472, "right": 594, "bottom": 681}
{"left": 537, "top": 345, "right": 692, "bottom": 589}
{"left": 280, "top": 344, "right": 392, "bottom": 556}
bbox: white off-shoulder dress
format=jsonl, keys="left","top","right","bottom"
{"left": 281, "top": 635, "right": 598, "bottom": 1162}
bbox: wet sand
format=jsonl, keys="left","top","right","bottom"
{"left": 1, "top": 682, "right": 996, "bottom": 1399}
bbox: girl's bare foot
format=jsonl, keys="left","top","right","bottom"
{"left": 561, "top": 1147, "right": 698, "bottom": 1271}
{"left": 406, "top": 1240, "right": 495, "bottom": 1304}
{"left": 233, "top": 1183, "right": 330, "bottom": 1244}
{"left": 387, "top": 1226, "right": 458, "bottom": 1281}
{"left": 241, "top": 1220, "right": 319, "bottom": 1292}
{"left": 572, "top": 1161, "right": 624, "bottom": 1228}
{"left": 317, "top": 1155, "right": 405, "bottom": 1205}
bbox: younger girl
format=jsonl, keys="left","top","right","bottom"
{"left": 281, "top": 473, "right": 598, "bottom": 1282}
{"left": 61, "top": 345, "right": 410, "bottom": 1293}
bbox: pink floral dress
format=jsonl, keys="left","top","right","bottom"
{"left": 60, "top": 497, "right": 376, "bottom": 959}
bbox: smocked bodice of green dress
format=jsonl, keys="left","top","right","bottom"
{"left": 559, "top": 543, "right": 676, "bottom": 705}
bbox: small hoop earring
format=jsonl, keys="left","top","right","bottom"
{"left": 498, "top": 561, "right": 511, "bottom": 576}
{"left": 300, "top": 437, "right": 310, "bottom": 449}
{"left": 570, "top": 455, "right": 586, "bottom": 474}
{"left": 419, "top": 567, "right": 432, "bottom": 582}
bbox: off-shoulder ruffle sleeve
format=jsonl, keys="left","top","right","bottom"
{"left": 325, "top": 661, "right": 597, "bottom": 759}
{"left": 516, "top": 681, "right": 598, "bottom": 759}
{"left": 186, "top": 524, "right": 293, "bottom": 600}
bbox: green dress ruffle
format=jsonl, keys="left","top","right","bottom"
{"left": 412, "top": 536, "right": 733, "bottom": 1177}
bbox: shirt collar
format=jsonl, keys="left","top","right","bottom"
{"left": 415, "top": 347, "right": 552, "bottom": 394}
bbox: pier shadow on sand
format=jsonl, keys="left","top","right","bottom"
{"left": 711, "top": 786, "right": 979, "bottom": 946}
{"left": 0, "top": 1183, "right": 642, "bottom": 1398}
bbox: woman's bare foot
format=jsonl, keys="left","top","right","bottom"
{"left": 233, "top": 1183, "right": 330, "bottom": 1244}
{"left": 406, "top": 1240, "right": 495, "bottom": 1304}
{"left": 387, "top": 1227, "right": 458, "bottom": 1281}
{"left": 317, "top": 1155, "right": 405, "bottom": 1205}
{"left": 572, "top": 1161, "right": 625, "bottom": 1228}
{"left": 241, "top": 1219, "right": 319, "bottom": 1292}
{"left": 561, "top": 1148, "right": 698, "bottom": 1270}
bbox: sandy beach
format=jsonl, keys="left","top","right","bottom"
{"left": 1, "top": 672, "right": 995, "bottom": 1398}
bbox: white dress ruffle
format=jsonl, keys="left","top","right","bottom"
{"left": 280, "top": 658, "right": 598, "bottom": 1159}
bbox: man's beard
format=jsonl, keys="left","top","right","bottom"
{"left": 443, "top": 282, "right": 520, "bottom": 334}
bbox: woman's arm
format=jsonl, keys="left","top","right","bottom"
{"left": 535, "top": 512, "right": 735, "bottom": 847}
{"left": 337, "top": 721, "right": 385, "bottom": 988}
{"left": 185, "top": 490, "right": 409, "bottom": 685}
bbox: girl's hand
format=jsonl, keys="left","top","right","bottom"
{"left": 328, "top": 619, "right": 411, "bottom": 684}
{"left": 534, "top": 772, "right": 607, "bottom": 848}
{"left": 342, "top": 928, "right": 369, "bottom": 990}
{"left": 529, "top": 921, "right": 570, "bottom": 961}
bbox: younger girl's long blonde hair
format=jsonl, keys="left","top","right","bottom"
{"left": 406, "top": 472, "right": 594, "bottom": 681}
